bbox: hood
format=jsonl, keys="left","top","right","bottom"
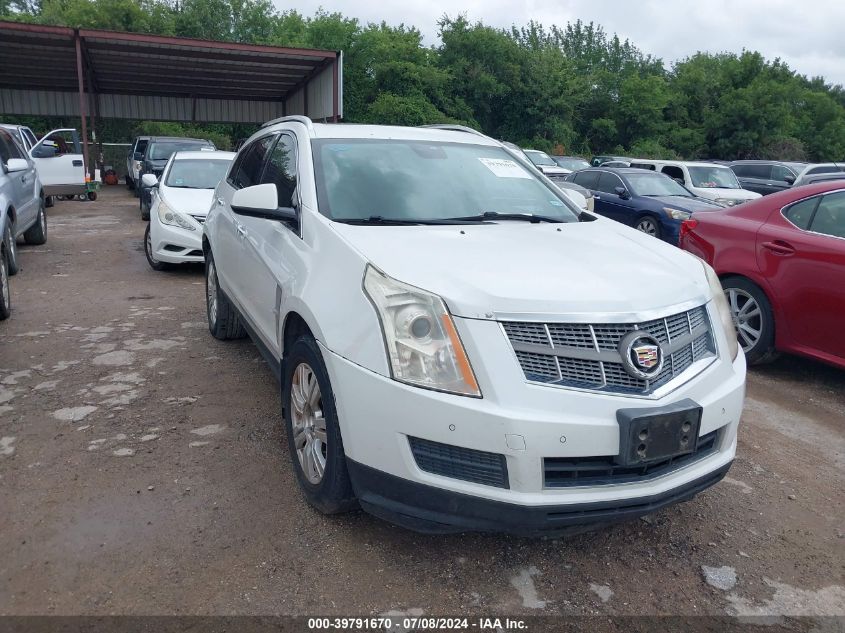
{"left": 695, "top": 187, "right": 760, "bottom": 201}
{"left": 649, "top": 195, "right": 724, "bottom": 211}
{"left": 329, "top": 219, "right": 710, "bottom": 320}
{"left": 160, "top": 186, "right": 215, "bottom": 215}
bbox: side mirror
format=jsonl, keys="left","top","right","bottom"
{"left": 231, "top": 183, "right": 297, "bottom": 223}
{"left": 31, "top": 145, "right": 56, "bottom": 158}
{"left": 784, "top": 175, "right": 795, "bottom": 185}
{"left": 133, "top": 152, "right": 143, "bottom": 161}
{"left": 141, "top": 173, "right": 158, "bottom": 188}
{"left": 614, "top": 186, "right": 630, "bottom": 200}
{"left": 5, "top": 158, "right": 29, "bottom": 173}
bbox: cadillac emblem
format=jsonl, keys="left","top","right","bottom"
{"left": 619, "top": 331, "right": 664, "bottom": 380}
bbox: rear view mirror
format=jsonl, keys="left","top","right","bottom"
{"left": 231, "top": 183, "right": 297, "bottom": 223}
{"left": 4, "top": 158, "right": 28, "bottom": 173}
{"left": 141, "top": 173, "right": 158, "bottom": 187}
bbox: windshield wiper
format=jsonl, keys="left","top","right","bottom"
{"left": 333, "top": 215, "right": 477, "bottom": 226}
{"left": 445, "top": 211, "right": 564, "bottom": 223}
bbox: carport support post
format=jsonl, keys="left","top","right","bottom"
{"left": 74, "top": 31, "right": 91, "bottom": 181}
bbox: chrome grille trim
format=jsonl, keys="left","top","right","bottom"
{"left": 502, "top": 305, "right": 716, "bottom": 396}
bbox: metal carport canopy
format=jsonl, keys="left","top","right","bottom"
{"left": 0, "top": 20, "right": 342, "bottom": 124}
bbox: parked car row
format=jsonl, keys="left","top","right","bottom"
{"left": 0, "top": 126, "right": 49, "bottom": 321}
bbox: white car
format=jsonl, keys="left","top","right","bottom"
{"left": 0, "top": 124, "right": 86, "bottom": 200}
{"left": 203, "top": 117, "right": 746, "bottom": 536}
{"left": 143, "top": 151, "right": 235, "bottom": 271}
{"left": 629, "top": 159, "right": 760, "bottom": 207}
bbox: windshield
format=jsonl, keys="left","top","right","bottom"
{"left": 149, "top": 141, "right": 212, "bottom": 161}
{"left": 554, "top": 157, "right": 590, "bottom": 171}
{"left": 688, "top": 166, "right": 741, "bottom": 189}
{"left": 312, "top": 140, "right": 581, "bottom": 223}
{"left": 626, "top": 173, "right": 694, "bottom": 197}
{"left": 524, "top": 150, "right": 557, "bottom": 167}
{"left": 165, "top": 158, "right": 231, "bottom": 189}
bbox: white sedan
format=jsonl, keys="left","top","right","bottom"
{"left": 143, "top": 151, "right": 235, "bottom": 271}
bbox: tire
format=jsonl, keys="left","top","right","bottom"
{"left": 45, "top": 195, "right": 54, "bottom": 208}
{"left": 721, "top": 276, "right": 778, "bottom": 365}
{"left": 144, "top": 224, "right": 168, "bottom": 271}
{"left": 126, "top": 176, "right": 134, "bottom": 190}
{"left": 205, "top": 250, "right": 246, "bottom": 340}
{"left": 140, "top": 193, "right": 150, "bottom": 221}
{"left": 282, "top": 332, "right": 356, "bottom": 514}
{"left": 0, "top": 247, "right": 10, "bottom": 321}
{"left": 635, "top": 215, "right": 661, "bottom": 239}
{"left": 87, "top": 191, "right": 97, "bottom": 201}
{"left": 23, "top": 198, "right": 47, "bottom": 246}
{"left": 4, "top": 223, "right": 19, "bottom": 276}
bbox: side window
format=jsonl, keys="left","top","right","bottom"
{"left": 783, "top": 196, "right": 818, "bottom": 230}
{"left": 596, "top": 172, "right": 623, "bottom": 194}
{"left": 261, "top": 134, "right": 297, "bottom": 207}
{"left": 2, "top": 131, "right": 24, "bottom": 160}
{"left": 230, "top": 135, "right": 275, "bottom": 190}
{"left": 630, "top": 163, "right": 655, "bottom": 171}
{"left": 661, "top": 165, "right": 684, "bottom": 182}
{"left": 0, "top": 131, "right": 13, "bottom": 163}
{"left": 810, "top": 191, "right": 845, "bottom": 239}
{"left": 772, "top": 165, "right": 796, "bottom": 182}
{"left": 747, "top": 164, "right": 773, "bottom": 179}
{"left": 23, "top": 128, "right": 38, "bottom": 150}
{"left": 573, "top": 170, "right": 599, "bottom": 189}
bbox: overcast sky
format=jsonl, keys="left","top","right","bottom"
{"left": 280, "top": 0, "right": 845, "bottom": 87}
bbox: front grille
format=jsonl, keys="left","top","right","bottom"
{"left": 409, "top": 437, "right": 509, "bottom": 488}
{"left": 544, "top": 430, "right": 720, "bottom": 488}
{"left": 503, "top": 305, "right": 715, "bottom": 395}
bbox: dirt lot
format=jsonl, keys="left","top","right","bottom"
{"left": 0, "top": 187, "right": 843, "bottom": 624}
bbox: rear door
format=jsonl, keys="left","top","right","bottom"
{"left": 733, "top": 164, "right": 775, "bottom": 195}
{"left": 756, "top": 190, "right": 845, "bottom": 360}
{"left": 30, "top": 129, "right": 85, "bottom": 194}
{"left": 592, "top": 171, "right": 630, "bottom": 224}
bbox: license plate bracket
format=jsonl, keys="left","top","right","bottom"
{"left": 615, "top": 398, "right": 702, "bottom": 466}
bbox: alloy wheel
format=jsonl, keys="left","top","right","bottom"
{"left": 6, "top": 228, "right": 15, "bottom": 266}
{"left": 206, "top": 260, "right": 218, "bottom": 327}
{"left": 290, "top": 362, "right": 327, "bottom": 485}
{"left": 726, "top": 287, "right": 762, "bottom": 352}
{"left": 636, "top": 218, "right": 658, "bottom": 236}
{"left": 1, "top": 253, "right": 9, "bottom": 312}
{"left": 145, "top": 229, "right": 158, "bottom": 264}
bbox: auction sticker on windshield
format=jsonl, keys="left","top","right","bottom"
{"left": 478, "top": 157, "right": 532, "bottom": 179}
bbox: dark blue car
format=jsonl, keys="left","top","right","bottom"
{"left": 566, "top": 167, "right": 724, "bottom": 244}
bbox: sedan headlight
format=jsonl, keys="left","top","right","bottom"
{"left": 663, "top": 207, "right": 691, "bottom": 220}
{"left": 714, "top": 198, "right": 737, "bottom": 207}
{"left": 157, "top": 199, "right": 196, "bottom": 231}
{"left": 132, "top": 160, "right": 142, "bottom": 172}
{"left": 701, "top": 261, "right": 739, "bottom": 360}
{"left": 363, "top": 266, "right": 481, "bottom": 397}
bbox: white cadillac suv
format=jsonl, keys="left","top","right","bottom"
{"left": 202, "top": 117, "right": 746, "bottom": 535}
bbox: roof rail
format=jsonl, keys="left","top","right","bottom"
{"left": 262, "top": 115, "right": 314, "bottom": 130}
{"left": 419, "top": 124, "right": 487, "bottom": 137}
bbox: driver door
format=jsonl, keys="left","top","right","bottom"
{"left": 30, "top": 129, "right": 85, "bottom": 195}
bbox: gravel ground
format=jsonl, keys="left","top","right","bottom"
{"left": 0, "top": 188, "right": 842, "bottom": 625}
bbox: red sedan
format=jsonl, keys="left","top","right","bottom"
{"left": 680, "top": 181, "right": 845, "bottom": 368}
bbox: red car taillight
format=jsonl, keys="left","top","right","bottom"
{"left": 679, "top": 218, "right": 699, "bottom": 246}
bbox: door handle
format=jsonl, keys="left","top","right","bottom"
{"left": 235, "top": 224, "right": 247, "bottom": 238}
{"left": 761, "top": 240, "right": 795, "bottom": 256}
{"left": 216, "top": 196, "right": 224, "bottom": 206}
{"left": 594, "top": 195, "right": 601, "bottom": 200}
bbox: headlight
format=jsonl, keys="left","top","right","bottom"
{"left": 663, "top": 207, "right": 691, "bottom": 220}
{"left": 701, "top": 261, "right": 739, "bottom": 360}
{"left": 157, "top": 199, "right": 196, "bottom": 231}
{"left": 133, "top": 160, "right": 142, "bottom": 172}
{"left": 715, "top": 198, "right": 736, "bottom": 207}
{"left": 363, "top": 266, "right": 481, "bottom": 397}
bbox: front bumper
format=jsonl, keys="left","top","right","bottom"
{"left": 320, "top": 309, "right": 745, "bottom": 534}
{"left": 149, "top": 213, "right": 203, "bottom": 263}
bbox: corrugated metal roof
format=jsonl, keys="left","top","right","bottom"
{"left": 0, "top": 20, "right": 341, "bottom": 123}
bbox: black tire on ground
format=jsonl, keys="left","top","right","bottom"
{"left": 4, "top": 223, "right": 19, "bottom": 276}
{"left": 23, "top": 198, "right": 47, "bottom": 246}
{"left": 140, "top": 193, "right": 150, "bottom": 221}
{"left": 144, "top": 224, "right": 168, "bottom": 272}
{"left": 45, "top": 195, "right": 54, "bottom": 208}
{"left": 635, "top": 214, "right": 662, "bottom": 239}
{"left": 721, "top": 275, "right": 778, "bottom": 365}
{"left": 126, "top": 176, "right": 133, "bottom": 190}
{"left": 205, "top": 250, "right": 246, "bottom": 340}
{"left": 87, "top": 191, "right": 97, "bottom": 201}
{"left": 282, "top": 332, "right": 357, "bottom": 515}
{"left": 0, "top": 246, "right": 10, "bottom": 320}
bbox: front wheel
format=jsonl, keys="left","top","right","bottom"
{"left": 0, "top": 247, "right": 10, "bottom": 320}
{"left": 282, "top": 333, "right": 356, "bottom": 515}
{"left": 635, "top": 215, "right": 661, "bottom": 239}
{"left": 205, "top": 250, "right": 246, "bottom": 340}
{"left": 722, "top": 276, "right": 777, "bottom": 365}
{"left": 144, "top": 224, "right": 168, "bottom": 271}
{"left": 23, "top": 198, "right": 47, "bottom": 245}
{"left": 4, "top": 224, "right": 18, "bottom": 275}
{"left": 140, "top": 193, "right": 150, "bottom": 221}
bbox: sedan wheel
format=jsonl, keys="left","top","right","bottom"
{"left": 0, "top": 249, "right": 10, "bottom": 320}
{"left": 206, "top": 259, "right": 219, "bottom": 328}
{"left": 4, "top": 225, "right": 18, "bottom": 275}
{"left": 636, "top": 217, "right": 660, "bottom": 237}
{"left": 726, "top": 287, "right": 762, "bottom": 352}
{"left": 290, "top": 362, "right": 327, "bottom": 485}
